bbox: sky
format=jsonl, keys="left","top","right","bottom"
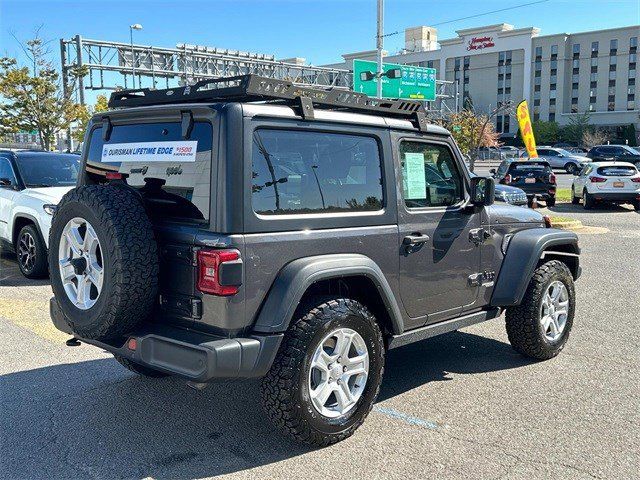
{"left": 1, "top": 0, "right": 639, "bottom": 103}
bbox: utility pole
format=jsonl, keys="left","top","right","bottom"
{"left": 376, "top": 0, "right": 384, "bottom": 98}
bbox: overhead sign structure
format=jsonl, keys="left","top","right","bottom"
{"left": 516, "top": 100, "right": 538, "bottom": 158}
{"left": 353, "top": 59, "right": 437, "bottom": 101}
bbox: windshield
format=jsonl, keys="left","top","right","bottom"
{"left": 620, "top": 145, "right": 639, "bottom": 155}
{"left": 15, "top": 153, "right": 80, "bottom": 187}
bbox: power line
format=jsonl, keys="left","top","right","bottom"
{"left": 431, "top": 0, "right": 551, "bottom": 27}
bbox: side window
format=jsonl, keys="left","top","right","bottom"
{"left": 0, "top": 158, "right": 17, "bottom": 186}
{"left": 400, "top": 141, "right": 464, "bottom": 208}
{"left": 251, "top": 129, "right": 383, "bottom": 215}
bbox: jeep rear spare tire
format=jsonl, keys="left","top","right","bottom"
{"left": 48, "top": 184, "right": 159, "bottom": 340}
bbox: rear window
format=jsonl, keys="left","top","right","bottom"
{"left": 251, "top": 129, "right": 383, "bottom": 215}
{"left": 86, "top": 121, "right": 213, "bottom": 221}
{"left": 509, "top": 163, "right": 551, "bottom": 172}
{"left": 596, "top": 165, "right": 637, "bottom": 176}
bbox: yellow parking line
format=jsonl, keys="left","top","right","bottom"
{"left": 0, "top": 298, "right": 68, "bottom": 344}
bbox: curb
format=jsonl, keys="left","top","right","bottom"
{"left": 550, "top": 219, "right": 583, "bottom": 231}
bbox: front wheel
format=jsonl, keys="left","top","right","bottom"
{"left": 261, "top": 297, "right": 384, "bottom": 447}
{"left": 506, "top": 260, "right": 575, "bottom": 360}
{"left": 16, "top": 224, "right": 48, "bottom": 279}
{"left": 547, "top": 196, "right": 556, "bottom": 207}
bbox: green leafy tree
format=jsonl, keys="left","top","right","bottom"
{"left": 0, "top": 35, "right": 84, "bottom": 150}
{"left": 560, "top": 111, "right": 591, "bottom": 145}
{"left": 531, "top": 120, "right": 559, "bottom": 145}
{"left": 72, "top": 94, "right": 109, "bottom": 144}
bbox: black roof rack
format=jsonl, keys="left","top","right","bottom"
{"left": 108, "top": 74, "right": 430, "bottom": 131}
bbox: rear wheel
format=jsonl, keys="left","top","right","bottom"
{"left": 16, "top": 224, "right": 48, "bottom": 278}
{"left": 506, "top": 260, "right": 575, "bottom": 360}
{"left": 113, "top": 355, "right": 170, "bottom": 378}
{"left": 583, "top": 189, "right": 594, "bottom": 210}
{"left": 547, "top": 196, "right": 556, "bottom": 207}
{"left": 565, "top": 162, "right": 578, "bottom": 174}
{"left": 261, "top": 297, "right": 384, "bottom": 446}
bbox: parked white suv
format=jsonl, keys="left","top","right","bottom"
{"left": 571, "top": 161, "right": 640, "bottom": 210}
{"left": 536, "top": 147, "right": 589, "bottom": 174}
{"left": 0, "top": 150, "right": 80, "bottom": 277}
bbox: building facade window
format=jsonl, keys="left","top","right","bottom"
{"left": 608, "top": 95, "right": 615, "bottom": 111}
{"left": 610, "top": 39, "right": 618, "bottom": 56}
{"left": 535, "top": 46, "right": 542, "bottom": 59}
{"left": 572, "top": 43, "right": 580, "bottom": 58}
{"left": 591, "top": 41, "right": 599, "bottom": 57}
{"left": 549, "top": 112, "right": 556, "bottom": 122}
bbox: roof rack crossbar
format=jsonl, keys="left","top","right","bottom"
{"left": 108, "top": 74, "right": 429, "bottom": 131}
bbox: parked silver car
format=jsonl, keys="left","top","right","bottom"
{"left": 536, "top": 147, "right": 589, "bottom": 174}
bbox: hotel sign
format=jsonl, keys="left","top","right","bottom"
{"left": 466, "top": 36, "right": 495, "bottom": 51}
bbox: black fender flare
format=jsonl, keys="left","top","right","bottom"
{"left": 490, "top": 228, "right": 580, "bottom": 307}
{"left": 252, "top": 253, "right": 404, "bottom": 334}
{"left": 12, "top": 213, "right": 45, "bottom": 247}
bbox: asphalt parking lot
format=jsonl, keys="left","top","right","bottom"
{"left": 1, "top": 204, "right": 638, "bottom": 479}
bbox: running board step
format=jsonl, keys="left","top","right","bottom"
{"left": 387, "top": 308, "right": 502, "bottom": 350}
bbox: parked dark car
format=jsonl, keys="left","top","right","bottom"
{"left": 587, "top": 145, "right": 640, "bottom": 169}
{"left": 471, "top": 172, "right": 527, "bottom": 206}
{"left": 491, "top": 159, "right": 557, "bottom": 206}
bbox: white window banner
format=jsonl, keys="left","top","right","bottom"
{"left": 101, "top": 141, "right": 198, "bottom": 163}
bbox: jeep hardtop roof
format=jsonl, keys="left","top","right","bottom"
{"left": 106, "top": 74, "right": 448, "bottom": 135}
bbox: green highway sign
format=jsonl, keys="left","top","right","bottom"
{"left": 353, "top": 59, "right": 437, "bottom": 101}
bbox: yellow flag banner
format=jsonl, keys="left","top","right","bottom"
{"left": 516, "top": 100, "right": 538, "bottom": 158}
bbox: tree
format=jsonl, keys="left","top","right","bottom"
{"left": 72, "top": 95, "right": 109, "bottom": 144}
{"left": 582, "top": 129, "right": 609, "bottom": 148}
{"left": 531, "top": 120, "right": 559, "bottom": 145}
{"left": 444, "top": 109, "right": 501, "bottom": 171}
{"left": 560, "top": 111, "right": 591, "bottom": 145}
{"left": 0, "top": 34, "right": 84, "bottom": 150}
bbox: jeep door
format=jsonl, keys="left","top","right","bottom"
{"left": 0, "top": 156, "right": 19, "bottom": 241}
{"left": 394, "top": 135, "right": 481, "bottom": 326}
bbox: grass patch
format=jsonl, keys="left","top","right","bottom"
{"left": 549, "top": 215, "right": 575, "bottom": 223}
{"left": 555, "top": 188, "right": 572, "bottom": 202}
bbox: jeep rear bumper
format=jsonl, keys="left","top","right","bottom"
{"left": 50, "top": 298, "right": 283, "bottom": 382}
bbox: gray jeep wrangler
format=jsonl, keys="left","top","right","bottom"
{"left": 49, "top": 75, "right": 580, "bottom": 446}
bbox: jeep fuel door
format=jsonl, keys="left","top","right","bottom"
{"left": 396, "top": 139, "right": 481, "bottom": 326}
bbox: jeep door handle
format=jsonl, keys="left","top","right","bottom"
{"left": 403, "top": 234, "right": 430, "bottom": 246}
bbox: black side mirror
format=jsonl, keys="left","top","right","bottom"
{"left": 470, "top": 176, "right": 495, "bottom": 207}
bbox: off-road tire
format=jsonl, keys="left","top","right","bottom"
{"left": 571, "top": 186, "right": 580, "bottom": 204}
{"left": 16, "top": 224, "right": 48, "bottom": 278}
{"left": 113, "top": 354, "right": 170, "bottom": 378}
{"left": 505, "top": 260, "right": 575, "bottom": 360}
{"left": 48, "top": 185, "right": 159, "bottom": 340}
{"left": 547, "top": 196, "right": 556, "bottom": 207}
{"left": 261, "top": 297, "right": 385, "bottom": 447}
{"left": 583, "top": 189, "right": 594, "bottom": 210}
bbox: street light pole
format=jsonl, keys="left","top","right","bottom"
{"left": 129, "top": 24, "right": 142, "bottom": 89}
{"left": 376, "top": 0, "right": 384, "bottom": 98}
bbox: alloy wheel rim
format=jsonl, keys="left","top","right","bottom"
{"left": 18, "top": 232, "right": 36, "bottom": 271}
{"left": 540, "top": 281, "right": 569, "bottom": 342}
{"left": 308, "top": 327, "right": 369, "bottom": 418}
{"left": 58, "top": 217, "right": 104, "bottom": 310}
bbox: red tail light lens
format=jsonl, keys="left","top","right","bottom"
{"left": 631, "top": 177, "right": 640, "bottom": 183}
{"left": 197, "top": 249, "right": 241, "bottom": 296}
{"left": 549, "top": 173, "right": 556, "bottom": 184}
{"left": 504, "top": 174, "right": 512, "bottom": 184}
{"left": 590, "top": 176, "right": 606, "bottom": 183}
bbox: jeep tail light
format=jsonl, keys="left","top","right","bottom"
{"left": 590, "top": 176, "right": 606, "bottom": 183}
{"left": 504, "top": 174, "right": 512, "bottom": 184}
{"left": 549, "top": 173, "right": 556, "bottom": 184}
{"left": 197, "top": 249, "right": 242, "bottom": 296}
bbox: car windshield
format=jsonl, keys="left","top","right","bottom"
{"left": 619, "top": 145, "right": 639, "bottom": 155}
{"left": 15, "top": 153, "right": 80, "bottom": 187}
